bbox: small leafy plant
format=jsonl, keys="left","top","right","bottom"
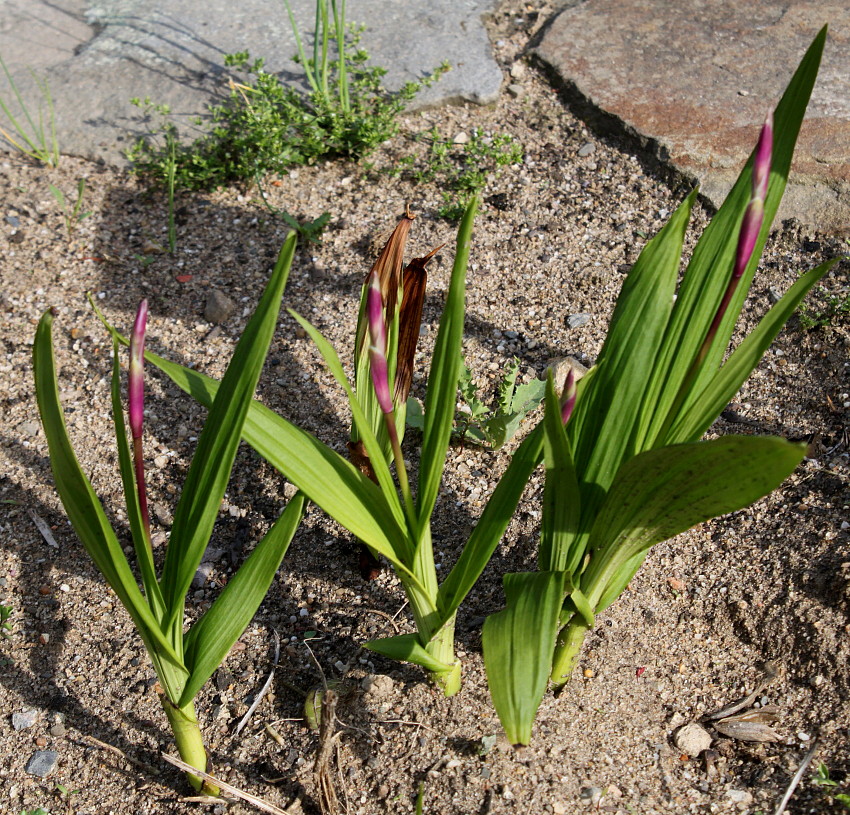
{"left": 407, "top": 357, "right": 544, "bottom": 449}
{"left": 390, "top": 126, "right": 523, "bottom": 220}
{"left": 481, "top": 28, "right": 835, "bottom": 745}
{"left": 797, "top": 283, "right": 850, "bottom": 329}
{"left": 127, "top": 3, "right": 448, "bottom": 191}
{"left": 0, "top": 603, "right": 13, "bottom": 637}
{"left": 48, "top": 179, "right": 92, "bottom": 239}
{"left": 117, "top": 199, "right": 549, "bottom": 696}
{"left": 34, "top": 236, "right": 305, "bottom": 793}
{"left": 0, "top": 53, "right": 59, "bottom": 167}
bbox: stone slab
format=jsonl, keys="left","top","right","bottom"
{"left": 0, "top": 0, "right": 502, "bottom": 164}
{"left": 535, "top": 1, "right": 850, "bottom": 234}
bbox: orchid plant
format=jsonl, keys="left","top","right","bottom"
{"left": 110, "top": 200, "right": 548, "bottom": 695}
{"left": 481, "top": 27, "right": 835, "bottom": 744}
{"left": 33, "top": 235, "right": 305, "bottom": 793}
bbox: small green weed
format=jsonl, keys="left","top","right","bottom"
{"left": 20, "top": 808, "right": 50, "bottom": 815}
{"left": 128, "top": 35, "right": 447, "bottom": 191}
{"left": 407, "top": 357, "right": 544, "bottom": 449}
{"left": 798, "top": 284, "right": 850, "bottom": 329}
{"left": 0, "top": 53, "right": 59, "bottom": 167}
{"left": 0, "top": 603, "right": 13, "bottom": 637}
{"left": 812, "top": 763, "right": 850, "bottom": 809}
{"left": 390, "top": 126, "right": 523, "bottom": 220}
{"left": 48, "top": 179, "right": 92, "bottom": 239}
{"left": 254, "top": 180, "right": 330, "bottom": 244}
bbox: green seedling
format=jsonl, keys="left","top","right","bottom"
{"left": 34, "top": 236, "right": 306, "bottom": 794}
{"left": 395, "top": 126, "right": 522, "bottom": 220}
{"left": 0, "top": 603, "right": 12, "bottom": 637}
{"left": 481, "top": 28, "right": 835, "bottom": 745}
{"left": 20, "top": 808, "right": 50, "bottom": 815}
{"left": 0, "top": 53, "right": 59, "bottom": 167}
{"left": 798, "top": 283, "right": 850, "bottom": 329}
{"left": 48, "top": 179, "right": 91, "bottom": 239}
{"left": 255, "top": 178, "right": 331, "bottom": 244}
{"left": 407, "top": 357, "right": 545, "bottom": 449}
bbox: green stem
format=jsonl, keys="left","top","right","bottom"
{"left": 425, "top": 613, "right": 461, "bottom": 695}
{"left": 550, "top": 616, "right": 591, "bottom": 688}
{"left": 159, "top": 692, "right": 219, "bottom": 796}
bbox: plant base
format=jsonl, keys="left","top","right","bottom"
{"left": 158, "top": 689, "right": 219, "bottom": 796}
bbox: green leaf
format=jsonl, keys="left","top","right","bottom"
{"left": 405, "top": 396, "right": 425, "bottom": 432}
{"left": 109, "top": 336, "right": 165, "bottom": 615}
{"left": 568, "top": 190, "right": 696, "bottom": 520}
{"left": 582, "top": 436, "right": 805, "bottom": 611}
{"left": 91, "top": 306, "right": 411, "bottom": 572}
{"left": 482, "top": 571, "right": 566, "bottom": 745}
{"left": 438, "top": 421, "right": 544, "bottom": 619}
{"left": 539, "top": 376, "right": 581, "bottom": 573}
{"left": 417, "top": 197, "right": 477, "bottom": 531}
{"left": 364, "top": 632, "right": 456, "bottom": 674}
{"left": 32, "top": 309, "right": 182, "bottom": 670}
{"left": 667, "top": 259, "right": 836, "bottom": 443}
{"left": 161, "top": 233, "right": 296, "bottom": 622}
{"left": 288, "top": 309, "right": 410, "bottom": 545}
{"left": 639, "top": 28, "right": 827, "bottom": 448}
{"left": 180, "top": 491, "right": 306, "bottom": 706}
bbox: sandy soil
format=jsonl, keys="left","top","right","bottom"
{"left": 1, "top": 3, "right": 849, "bottom": 814}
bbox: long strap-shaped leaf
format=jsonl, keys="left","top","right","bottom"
{"left": 582, "top": 436, "right": 805, "bottom": 609}
{"left": 180, "top": 491, "right": 307, "bottom": 706}
{"left": 33, "top": 310, "right": 183, "bottom": 670}
{"left": 568, "top": 190, "right": 695, "bottom": 518}
{"left": 637, "top": 28, "right": 827, "bottom": 448}
{"left": 161, "top": 233, "right": 297, "bottom": 623}
{"left": 416, "top": 198, "right": 478, "bottom": 536}
{"left": 92, "top": 309, "right": 412, "bottom": 571}
{"left": 666, "top": 259, "right": 836, "bottom": 444}
{"left": 539, "top": 377, "right": 581, "bottom": 573}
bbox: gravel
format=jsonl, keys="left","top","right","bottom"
{"left": 0, "top": 2, "right": 848, "bottom": 813}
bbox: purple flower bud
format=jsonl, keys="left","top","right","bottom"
{"left": 751, "top": 112, "right": 773, "bottom": 203}
{"left": 560, "top": 368, "right": 577, "bottom": 424}
{"left": 366, "top": 271, "right": 393, "bottom": 414}
{"left": 732, "top": 198, "right": 765, "bottom": 281}
{"left": 128, "top": 300, "right": 148, "bottom": 441}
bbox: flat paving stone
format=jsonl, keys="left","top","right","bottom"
{"left": 0, "top": 0, "right": 502, "bottom": 164}
{"left": 535, "top": 1, "right": 849, "bottom": 233}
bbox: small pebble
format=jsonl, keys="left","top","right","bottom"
{"left": 12, "top": 710, "right": 38, "bottom": 731}
{"left": 566, "top": 313, "right": 591, "bottom": 329}
{"left": 25, "top": 750, "right": 58, "bottom": 777}
{"left": 453, "top": 131, "right": 469, "bottom": 145}
{"left": 507, "top": 84, "right": 525, "bottom": 98}
{"left": 674, "top": 723, "right": 713, "bottom": 757}
{"left": 577, "top": 142, "right": 596, "bottom": 157}
{"left": 204, "top": 290, "right": 236, "bottom": 324}
{"left": 49, "top": 723, "right": 66, "bottom": 737}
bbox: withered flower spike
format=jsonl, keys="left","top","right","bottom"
{"left": 366, "top": 208, "right": 416, "bottom": 323}
{"left": 394, "top": 243, "right": 444, "bottom": 406}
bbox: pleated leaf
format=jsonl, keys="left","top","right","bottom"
{"left": 540, "top": 376, "right": 581, "bottom": 573}
{"left": 417, "top": 197, "right": 477, "bottom": 536}
{"left": 365, "top": 632, "right": 457, "bottom": 674}
{"left": 583, "top": 436, "right": 805, "bottom": 610}
{"left": 32, "top": 310, "right": 182, "bottom": 669}
{"left": 666, "top": 259, "right": 836, "bottom": 444}
{"left": 637, "top": 27, "right": 827, "bottom": 448}
{"left": 482, "top": 571, "right": 566, "bottom": 745}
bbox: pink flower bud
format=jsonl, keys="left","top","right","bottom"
{"left": 128, "top": 300, "right": 148, "bottom": 440}
{"left": 366, "top": 271, "right": 393, "bottom": 414}
{"left": 752, "top": 112, "right": 773, "bottom": 203}
{"left": 560, "top": 368, "right": 577, "bottom": 424}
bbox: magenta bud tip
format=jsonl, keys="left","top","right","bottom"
{"left": 752, "top": 112, "right": 773, "bottom": 203}
{"left": 128, "top": 299, "right": 148, "bottom": 439}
